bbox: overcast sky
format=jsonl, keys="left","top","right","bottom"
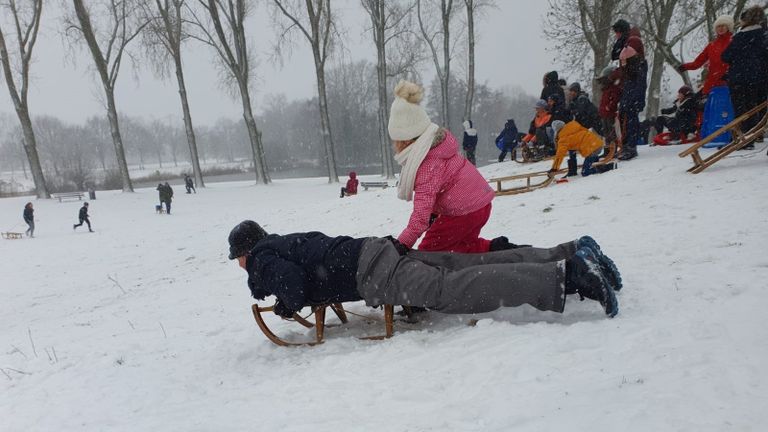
{"left": 0, "top": 1, "right": 554, "bottom": 127}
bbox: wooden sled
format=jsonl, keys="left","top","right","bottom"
{"left": 512, "top": 143, "right": 555, "bottom": 164}
{"left": 489, "top": 141, "right": 618, "bottom": 196}
{"left": 2, "top": 232, "right": 23, "bottom": 240}
{"left": 679, "top": 100, "right": 768, "bottom": 174}
{"left": 252, "top": 303, "right": 394, "bottom": 347}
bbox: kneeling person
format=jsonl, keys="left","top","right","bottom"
{"left": 228, "top": 221, "right": 621, "bottom": 320}
{"left": 549, "top": 120, "right": 605, "bottom": 177}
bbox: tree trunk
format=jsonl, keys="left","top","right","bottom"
{"left": 238, "top": 80, "right": 270, "bottom": 184}
{"left": 173, "top": 53, "right": 205, "bottom": 188}
{"left": 646, "top": 46, "right": 666, "bottom": 118}
{"left": 314, "top": 52, "right": 339, "bottom": 183}
{"left": 15, "top": 107, "right": 49, "bottom": 198}
{"left": 464, "top": 0, "right": 475, "bottom": 122}
{"left": 369, "top": 0, "right": 394, "bottom": 179}
{"left": 440, "top": 0, "right": 451, "bottom": 129}
{"left": 105, "top": 90, "right": 134, "bottom": 191}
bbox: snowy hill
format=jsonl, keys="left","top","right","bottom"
{"left": 1, "top": 144, "right": 767, "bottom": 431}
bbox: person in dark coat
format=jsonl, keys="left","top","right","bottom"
{"left": 616, "top": 29, "right": 648, "bottom": 160}
{"left": 228, "top": 220, "right": 621, "bottom": 320}
{"left": 611, "top": 19, "right": 631, "bottom": 61}
{"left": 496, "top": 119, "right": 519, "bottom": 162}
{"left": 23, "top": 202, "right": 34, "bottom": 238}
{"left": 73, "top": 202, "right": 93, "bottom": 232}
{"left": 567, "top": 82, "right": 603, "bottom": 135}
{"left": 654, "top": 85, "right": 698, "bottom": 139}
{"left": 340, "top": 171, "right": 358, "bottom": 198}
{"left": 540, "top": 71, "right": 566, "bottom": 108}
{"left": 547, "top": 93, "right": 572, "bottom": 123}
{"left": 184, "top": 174, "right": 196, "bottom": 194}
{"left": 461, "top": 120, "right": 478, "bottom": 165}
{"left": 721, "top": 6, "right": 768, "bottom": 147}
{"left": 157, "top": 182, "right": 173, "bottom": 214}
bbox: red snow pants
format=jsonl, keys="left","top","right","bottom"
{"left": 418, "top": 203, "right": 492, "bottom": 253}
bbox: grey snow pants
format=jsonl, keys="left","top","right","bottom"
{"left": 355, "top": 238, "right": 577, "bottom": 315}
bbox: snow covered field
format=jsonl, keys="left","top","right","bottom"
{"left": 1, "top": 144, "right": 767, "bottom": 431}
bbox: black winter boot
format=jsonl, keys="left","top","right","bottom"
{"left": 489, "top": 236, "right": 531, "bottom": 251}
{"left": 567, "top": 154, "right": 578, "bottom": 177}
{"left": 565, "top": 248, "right": 618, "bottom": 317}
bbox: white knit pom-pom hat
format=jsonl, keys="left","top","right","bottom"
{"left": 713, "top": 15, "right": 734, "bottom": 32}
{"left": 388, "top": 80, "right": 432, "bottom": 141}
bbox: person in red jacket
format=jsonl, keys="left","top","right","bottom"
{"left": 340, "top": 171, "right": 358, "bottom": 198}
{"left": 597, "top": 65, "right": 623, "bottom": 153}
{"left": 677, "top": 15, "right": 733, "bottom": 95}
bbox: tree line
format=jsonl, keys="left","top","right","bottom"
{"left": 0, "top": 0, "right": 500, "bottom": 198}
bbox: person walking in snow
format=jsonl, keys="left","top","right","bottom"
{"left": 157, "top": 182, "right": 174, "bottom": 214}
{"left": 73, "top": 202, "right": 93, "bottom": 232}
{"left": 23, "top": 202, "right": 34, "bottom": 238}
{"left": 388, "top": 80, "right": 504, "bottom": 254}
{"left": 721, "top": 6, "right": 768, "bottom": 148}
{"left": 340, "top": 171, "right": 359, "bottom": 198}
{"left": 462, "top": 120, "right": 478, "bottom": 165}
{"left": 227, "top": 220, "right": 621, "bottom": 320}
{"left": 496, "top": 119, "right": 520, "bottom": 162}
{"left": 184, "top": 174, "right": 196, "bottom": 194}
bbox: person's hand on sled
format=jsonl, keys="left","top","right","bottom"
{"left": 384, "top": 235, "right": 410, "bottom": 256}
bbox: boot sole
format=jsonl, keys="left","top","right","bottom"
{"left": 578, "top": 236, "right": 623, "bottom": 291}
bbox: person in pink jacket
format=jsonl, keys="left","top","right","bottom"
{"left": 388, "top": 80, "right": 504, "bottom": 253}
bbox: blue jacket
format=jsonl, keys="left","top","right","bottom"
{"left": 23, "top": 207, "right": 33, "bottom": 223}
{"left": 721, "top": 26, "right": 768, "bottom": 87}
{"left": 245, "top": 232, "right": 367, "bottom": 315}
{"left": 496, "top": 119, "right": 519, "bottom": 148}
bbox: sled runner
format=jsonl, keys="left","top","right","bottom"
{"left": 679, "top": 100, "right": 768, "bottom": 174}
{"left": 2, "top": 232, "right": 23, "bottom": 240}
{"left": 252, "top": 303, "right": 395, "bottom": 347}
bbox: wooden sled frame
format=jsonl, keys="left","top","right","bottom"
{"left": 252, "top": 303, "right": 395, "bottom": 347}
{"left": 489, "top": 141, "right": 617, "bottom": 196}
{"left": 1, "top": 232, "right": 23, "bottom": 240}
{"left": 679, "top": 100, "right": 768, "bottom": 174}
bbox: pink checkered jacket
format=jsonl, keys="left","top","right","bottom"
{"left": 398, "top": 130, "right": 495, "bottom": 247}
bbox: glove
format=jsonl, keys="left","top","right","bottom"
{"left": 675, "top": 64, "right": 686, "bottom": 73}
{"left": 273, "top": 301, "right": 295, "bottom": 319}
{"left": 384, "top": 235, "right": 410, "bottom": 256}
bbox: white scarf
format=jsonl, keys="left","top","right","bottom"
{"left": 394, "top": 123, "right": 439, "bottom": 201}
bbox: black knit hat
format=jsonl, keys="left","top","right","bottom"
{"left": 612, "top": 19, "right": 630, "bottom": 34}
{"left": 228, "top": 220, "right": 267, "bottom": 259}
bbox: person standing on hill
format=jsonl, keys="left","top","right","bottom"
{"left": 496, "top": 119, "right": 520, "bottom": 162}
{"left": 73, "top": 202, "right": 93, "bottom": 232}
{"left": 613, "top": 24, "right": 647, "bottom": 161}
{"left": 462, "top": 120, "right": 478, "bottom": 165}
{"left": 23, "top": 202, "right": 34, "bottom": 238}
{"left": 677, "top": 15, "right": 733, "bottom": 96}
{"left": 596, "top": 65, "right": 622, "bottom": 153}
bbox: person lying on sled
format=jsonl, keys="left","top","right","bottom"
{"left": 228, "top": 220, "right": 622, "bottom": 319}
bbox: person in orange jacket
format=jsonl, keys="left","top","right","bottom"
{"left": 548, "top": 120, "right": 605, "bottom": 177}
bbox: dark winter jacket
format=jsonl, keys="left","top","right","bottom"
{"left": 721, "top": 26, "right": 768, "bottom": 87}
{"left": 540, "top": 71, "right": 565, "bottom": 106}
{"left": 158, "top": 184, "right": 173, "bottom": 202}
{"left": 78, "top": 206, "right": 89, "bottom": 220}
{"left": 569, "top": 92, "right": 602, "bottom": 133}
{"left": 661, "top": 96, "right": 697, "bottom": 134}
{"left": 619, "top": 57, "right": 648, "bottom": 113}
{"left": 496, "top": 119, "right": 519, "bottom": 148}
{"left": 244, "top": 232, "right": 367, "bottom": 315}
{"left": 23, "top": 207, "right": 33, "bottom": 223}
{"left": 345, "top": 172, "right": 359, "bottom": 195}
{"left": 548, "top": 93, "right": 572, "bottom": 123}
{"left": 611, "top": 33, "right": 629, "bottom": 61}
{"left": 462, "top": 129, "right": 478, "bottom": 151}
{"left": 185, "top": 176, "right": 194, "bottom": 188}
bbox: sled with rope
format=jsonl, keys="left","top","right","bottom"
{"left": 679, "top": 100, "right": 768, "bottom": 174}
{"left": 2, "top": 232, "right": 23, "bottom": 240}
{"left": 252, "top": 302, "right": 397, "bottom": 347}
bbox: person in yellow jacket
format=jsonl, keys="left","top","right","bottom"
{"left": 548, "top": 120, "right": 604, "bottom": 177}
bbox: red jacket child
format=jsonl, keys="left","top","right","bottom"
{"left": 679, "top": 16, "right": 733, "bottom": 95}
{"left": 340, "top": 172, "right": 358, "bottom": 198}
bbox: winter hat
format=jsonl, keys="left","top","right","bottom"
{"left": 612, "top": 19, "right": 630, "bottom": 34}
{"left": 463, "top": 120, "right": 473, "bottom": 129}
{"left": 349, "top": 171, "right": 356, "bottom": 179}
{"left": 551, "top": 120, "right": 565, "bottom": 140}
{"left": 568, "top": 82, "right": 581, "bottom": 93}
{"left": 599, "top": 65, "right": 617, "bottom": 79}
{"left": 228, "top": 220, "right": 268, "bottom": 260}
{"left": 713, "top": 15, "right": 734, "bottom": 32}
{"left": 535, "top": 99, "right": 548, "bottom": 110}
{"left": 740, "top": 6, "right": 766, "bottom": 27}
{"left": 678, "top": 85, "right": 693, "bottom": 96}
{"left": 388, "top": 80, "right": 432, "bottom": 141}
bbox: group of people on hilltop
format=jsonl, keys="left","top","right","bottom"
{"left": 226, "top": 78, "right": 624, "bottom": 329}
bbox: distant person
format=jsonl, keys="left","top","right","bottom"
{"left": 340, "top": 171, "right": 359, "bottom": 198}
{"left": 547, "top": 93, "right": 572, "bottom": 123}
{"left": 73, "top": 202, "right": 93, "bottom": 232}
{"left": 462, "top": 120, "right": 478, "bottom": 165}
{"left": 157, "top": 182, "right": 173, "bottom": 214}
{"left": 521, "top": 99, "right": 555, "bottom": 158}
{"left": 541, "top": 71, "right": 565, "bottom": 108}
{"left": 721, "top": 6, "right": 768, "bottom": 148}
{"left": 496, "top": 119, "right": 520, "bottom": 162}
{"left": 184, "top": 174, "right": 196, "bottom": 194}
{"left": 23, "top": 202, "right": 34, "bottom": 238}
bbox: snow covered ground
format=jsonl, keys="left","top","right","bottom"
{"left": 1, "top": 144, "right": 767, "bottom": 431}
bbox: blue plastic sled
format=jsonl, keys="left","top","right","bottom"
{"left": 701, "top": 86, "right": 735, "bottom": 148}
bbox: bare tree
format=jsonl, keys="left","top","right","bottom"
{"left": 417, "top": 0, "right": 457, "bottom": 128}
{"left": 0, "top": 0, "right": 49, "bottom": 198}
{"left": 462, "top": 0, "right": 494, "bottom": 123}
{"left": 188, "top": 0, "right": 269, "bottom": 184}
{"left": 544, "top": 0, "right": 629, "bottom": 103}
{"left": 66, "top": 0, "right": 147, "bottom": 192}
{"left": 141, "top": 0, "right": 205, "bottom": 187}
{"left": 360, "top": 0, "right": 420, "bottom": 179}
{"left": 271, "top": 0, "right": 340, "bottom": 183}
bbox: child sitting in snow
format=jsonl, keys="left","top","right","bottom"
{"left": 521, "top": 100, "right": 555, "bottom": 159}
{"left": 388, "top": 80, "right": 508, "bottom": 253}
{"left": 653, "top": 85, "right": 698, "bottom": 143}
{"left": 340, "top": 171, "right": 358, "bottom": 198}
{"left": 548, "top": 120, "right": 605, "bottom": 177}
